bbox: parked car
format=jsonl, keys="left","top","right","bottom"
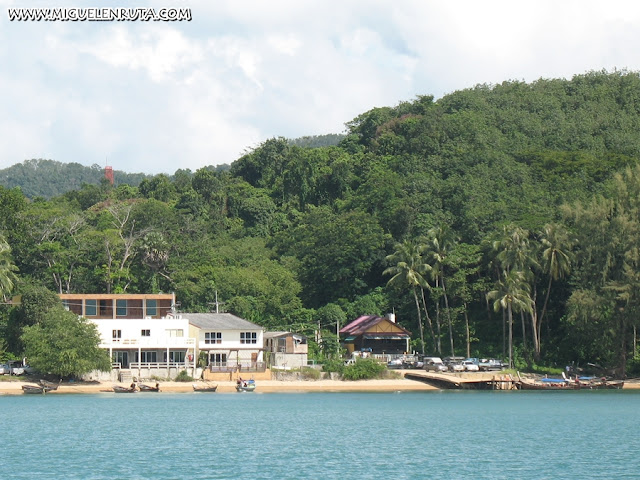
{"left": 387, "top": 358, "right": 404, "bottom": 369}
{"left": 423, "top": 357, "right": 448, "bottom": 373}
{"left": 0, "top": 364, "right": 10, "bottom": 375}
{"left": 478, "top": 359, "right": 506, "bottom": 371}
{"left": 462, "top": 360, "right": 480, "bottom": 372}
{"left": 8, "top": 361, "right": 25, "bottom": 375}
{"left": 448, "top": 361, "right": 465, "bottom": 372}
{"left": 443, "top": 356, "right": 465, "bottom": 372}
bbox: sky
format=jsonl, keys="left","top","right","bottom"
{"left": 1, "top": 0, "right": 640, "bottom": 175}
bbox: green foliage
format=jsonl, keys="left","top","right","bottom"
{"left": 174, "top": 370, "right": 193, "bottom": 382}
{"left": 321, "top": 358, "right": 345, "bottom": 374}
{"left": 341, "top": 358, "right": 387, "bottom": 380}
{"left": 21, "top": 307, "right": 111, "bottom": 378}
{"left": 3, "top": 70, "right": 640, "bottom": 374}
{"left": 300, "top": 367, "right": 321, "bottom": 380}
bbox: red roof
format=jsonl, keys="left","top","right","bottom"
{"left": 340, "top": 315, "right": 410, "bottom": 336}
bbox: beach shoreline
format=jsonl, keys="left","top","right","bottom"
{"left": 3, "top": 374, "right": 638, "bottom": 395}
{"left": 0, "top": 377, "right": 438, "bottom": 395}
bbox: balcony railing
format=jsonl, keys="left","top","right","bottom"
{"left": 103, "top": 338, "right": 196, "bottom": 347}
{"left": 209, "top": 362, "right": 266, "bottom": 373}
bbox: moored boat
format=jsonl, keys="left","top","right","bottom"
{"left": 138, "top": 383, "right": 161, "bottom": 392}
{"left": 516, "top": 373, "right": 577, "bottom": 390}
{"left": 517, "top": 373, "right": 624, "bottom": 390}
{"left": 22, "top": 384, "right": 46, "bottom": 394}
{"left": 192, "top": 383, "right": 218, "bottom": 392}
{"left": 113, "top": 383, "right": 137, "bottom": 393}
{"left": 236, "top": 378, "right": 256, "bottom": 392}
{"left": 38, "top": 379, "right": 61, "bottom": 392}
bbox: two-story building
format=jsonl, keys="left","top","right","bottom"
{"left": 60, "top": 293, "right": 270, "bottom": 381}
{"left": 187, "top": 312, "right": 265, "bottom": 373}
{"left": 264, "top": 331, "right": 308, "bottom": 369}
{"left": 61, "top": 293, "right": 197, "bottom": 380}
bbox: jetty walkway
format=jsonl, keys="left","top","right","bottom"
{"left": 404, "top": 371, "right": 518, "bottom": 390}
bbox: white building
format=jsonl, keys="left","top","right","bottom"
{"left": 59, "top": 294, "right": 266, "bottom": 381}
{"left": 187, "top": 313, "right": 265, "bottom": 373}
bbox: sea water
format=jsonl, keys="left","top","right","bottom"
{"left": 2, "top": 390, "right": 639, "bottom": 479}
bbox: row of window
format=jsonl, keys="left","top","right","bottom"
{"left": 112, "top": 351, "right": 185, "bottom": 363}
{"left": 84, "top": 299, "right": 158, "bottom": 316}
{"left": 112, "top": 330, "right": 258, "bottom": 342}
{"left": 206, "top": 332, "right": 257, "bottom": 344}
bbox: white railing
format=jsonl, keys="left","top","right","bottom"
{"left": 128, "top": 362, "right": 194, "bottom": 369}
{"left": 102, "top": 337, "right": 196, "bottom": 347}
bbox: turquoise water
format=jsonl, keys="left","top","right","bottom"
{"left": 2, "top": 390, "right": 639, "bottom": 479}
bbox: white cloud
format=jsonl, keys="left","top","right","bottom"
{"left": 1, "top": 0, "right": 640, "bottom": 174}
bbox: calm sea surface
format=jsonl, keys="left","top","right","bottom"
{"left": 2, "top": 390, "right": 639, "bottom": 479}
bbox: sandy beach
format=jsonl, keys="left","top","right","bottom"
{"left": 3, "top": 374, "right": 638, "bottom": 395}
{"left": 0, "top": 377, "right": 438, "bottom": 395}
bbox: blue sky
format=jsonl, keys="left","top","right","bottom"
{"left": 1, "top": 0, "right": 639, "bottom": 174}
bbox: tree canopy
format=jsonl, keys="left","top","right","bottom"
{"left": 2, "top": 70, "right": 640, "bottom": 373}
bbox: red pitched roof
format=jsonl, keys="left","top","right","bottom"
{"left": 340, "top": 315, "right": 410, "bottom": 336}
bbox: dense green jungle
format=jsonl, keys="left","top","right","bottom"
{"left": 2, "top": 69, "right": 640, "bottom": 375}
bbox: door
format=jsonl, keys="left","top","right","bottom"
{"left": 113, "top": 351, "right": 129, "bottom": 368}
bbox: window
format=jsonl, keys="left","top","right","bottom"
{"left": 210, "top": 353, "right": 227, "bottom": 365}
{"left": 240, "top": 332, "right": 257, "bottom": 344}
{"left": 140, "top": 351, "right": 157, "bottom": 363}
{"left": 166, "top": 351, "right": 185, "bottom": 363}
{"left": 146, "top": 299, "right": 157, "bottom": 316}
{"left": 112, "top": 330, "right": 122, "bottom": 341}
{"left": 166, "top": 329, "right": 184, "bottom": 337}
{"left": 85, "top": 299, "right": 97, "bottom": 316}
{"left": 116, "top": 299, "right": 127, "bottom": 316}
{"left": 205, "top": 332, "right": 222, "bottom": 344}
{"left": 141, "top": 329, "right": 150, "bottom": 337}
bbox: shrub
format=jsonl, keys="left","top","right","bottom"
{"left": 321, "top": 358, "right": 345, "bottom": 374}
{"left": 341, "top": 358, "right": 386, "bottom": 380}
{"left": 300, "top": 367, "right": 321, "bottom": 380}
{"left": 174, "top": 370, "right": 193, "bottom": 382}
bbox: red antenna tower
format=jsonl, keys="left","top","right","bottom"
{"left": 104, "top": 165, "right": 114, "bottom": 185}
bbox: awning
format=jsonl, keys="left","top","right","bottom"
{"left": 363, "top": 334, "right": 409, "bottom": 340}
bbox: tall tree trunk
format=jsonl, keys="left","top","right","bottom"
{"left": 441, "top": 276, "right": 455, "bottom": 357}
{"left": 530, "top": 285, "right": 540, "bottom": 362}
{"left": 502, "top": 309, "right": 506, "bottom": 359}
{"left": 508, "top": 304, "right": 513, "bottom": 369}
{"left": 463, "top": 301, "right": 471, "bottom": 358}
{"left": 412, "top": 287, "right": 425, "bottom": 355}
{"left": 538, "top": 275, "right": 553, "bottom": 348}
{"left": 420, "top": 288, "right": 437, "bottom": 353}
{"left": 434, "top": 278, "right": 442, "bottom": 354}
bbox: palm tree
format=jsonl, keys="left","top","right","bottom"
{"left": 384, "top": 240, "right": 432, "bottom": 355}
{"left": 0, "top": 237, "right": 18, "bottom": 301}
{"left": 426, "top": 224, "right": 458, "bottom": 358}
{"left": 487, "top": 269, "right": 533, "bottom": 369}
{"left": 492, "top": 224, "right": 537, "bottom": 361}
{"left": 537, "top": 223, "right": 573, "bottom": 354}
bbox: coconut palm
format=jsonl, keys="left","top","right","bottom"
{"left": 384, "top": 240, "right": 433, "bottom": 355}
{"left": 538, "top": 223, "right": 573, "bottom": 349}
{"left": 0, "top": 237, "right": 18, "bottom": 301}
{"left": 487, "top": 269, "right": 533, "bottom": 369}
{"left": 426, "top": 224, "right": 458, "bottom": 358}
{"left": 492, "top": 224, "right": 538, "bottom": 359}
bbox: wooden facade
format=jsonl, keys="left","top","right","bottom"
{"left": 59, "top": 293, "right": 175, "bottom": 319}
{"left": 340, "top": 315, "right": 411, "bottom": 355}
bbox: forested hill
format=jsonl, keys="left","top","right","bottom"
{"left": 3, "top": 70, "right": 640, "bottom": 375}
{"left": 0, "top": 135, "right": 343, "bottom": 199}
{"left": 0, "top": 159, "right": 150, "bottom": 199}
